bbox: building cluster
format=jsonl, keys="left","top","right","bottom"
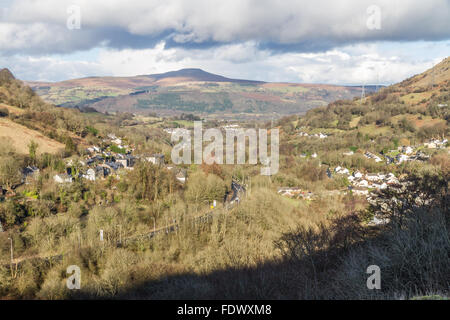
{"left": 277, "top": 187, "right": 315, "bottom": 200}
{"left": 364, "top": 144, "right": 433, "bottom": 165}
{"left": 221, "top": 124, "right": 242, "bottom": 135}
{"left": 52, "top": 133, "right": 180, "bottom": 184}
{"left": 330, "top": 166, "right": 401, "bottom": 197}
{"left": 298, "top": 132, "right": 328, "bottom": 139}
{"left": 423, "top": 138, "right": 448, "bottom": 149}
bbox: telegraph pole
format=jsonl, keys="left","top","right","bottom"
{"left": 8, "top": 237, "right": 13, "bottom": 278}
{"left": 360, "top": 82, "right": 366, "bottom": 104}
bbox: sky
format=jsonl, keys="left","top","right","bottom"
{"left": 0, "top": 0, "right": 449, "bottom": 85}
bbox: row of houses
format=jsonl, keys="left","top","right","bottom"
{"left": 423, "top": 138, "right": 448, "bottom": 149}
{"left": 364, "top": 145, "right": 432, "bottom": 165}
{"left": 298, "top": 132, "right": 328, "bottom": 139}
{"left": 331, "top": 166, "right": 401, "bottom": 197}
{"left": 277, "top": 187, "right": 315, "bottom": 200}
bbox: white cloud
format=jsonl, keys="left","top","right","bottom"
{"left": 2, "top": 40, "right": 446, "bottom": 85}
{"left": 0, "top": 1, "right": 448, "bottom": 83}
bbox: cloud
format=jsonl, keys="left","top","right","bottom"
{"left": 0, "top": 0, "right": 449, "bottom": 55}
{"left": 2, "top": 40, "right": 447, "bottom": 85}
{"left": 0, "top": 1, "right": 448, "bottom": 83}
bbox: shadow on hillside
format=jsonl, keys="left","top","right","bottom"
{"left": 70, "top": 179, "right": 449, "bottom": 300}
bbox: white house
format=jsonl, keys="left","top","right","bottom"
{"left": 366, "top": 174, "right": 382, "bottom": 182}
{"left": 402, "top": 146, "right": 413, "bottom": 154}
{"left": 356, "top": 179, "right": 369, "bottom": 188}
{"left": 335, "top": 167, "right": 349, "bottom": 175}
{"left": 424, "top": 142, "right": 437, "bottom": 149}
{"left": 397, "top": 154, "right": 410, "bottom": 164}
{"left": 146, "top": 154, "right": 165, "bottom": 165}
{"left": 82, "top": 168, "right": 96, "bottom": 181}
{"left": 352, "top": 187, "right": 369, "bottom": 196}
{"left": 54, "top": 174, "right": 73, "bottom": 184}
{"left": 112, "top": 138, "right": 123, "bottom": 145}
{"left": 353, "top": 171, "right": 363, "bottom": 179}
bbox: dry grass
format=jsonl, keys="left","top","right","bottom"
{"left": 0, "top": 118, "right": 64, "bottom": 155}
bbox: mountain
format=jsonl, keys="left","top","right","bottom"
{"left": 26, "top": 68, "right": 375, "bottom": 119}
{"left": 142, "top": 68, "right": 264, "bottom": 84}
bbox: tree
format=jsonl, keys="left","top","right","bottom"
{"left": 64, "top": 136, "right": 77, "bottom": 154}
{"left": 185, "top": 171, "right": 226, "bottom": 203}
{"left": 28, "top": 140, "right": 39, "bottom": 163}
{"left": 0, "top": 156, "right": 22, "bottom": 189}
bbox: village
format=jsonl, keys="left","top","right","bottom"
{"left": 52, "top": 133, "right": 188, "bottom": 185}
{"left": 277, "top": 136, "right": 448, "bottom": 225}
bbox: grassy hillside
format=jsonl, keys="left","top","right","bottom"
{"left": 0, "top": 117, "right": 64, "bottom": 155}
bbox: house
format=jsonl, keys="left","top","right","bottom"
{"left": 311, "top": 153, "right": 318, "bottom": 158}
{"left": 176, "top": 170, "right": 187, "bottom": 183}
{"left": 146, "top": 154, "right": 165, "bottom": 165}
{"left": 299, "top": 191, "right": 315, "bottom": 200}
{"left": 343, "top": 151, "right": 354, "bottom": 156}
{"left": 86, "top": 155, "right": 104, "bottom": 166}
{"left": 366, "top": 174, "right": 382, "bottom": 182}
{"left": 402, "top": 146, "right": 413, "bottom": 155}
{"left": 385, "top": 155, "right": 395, "bottom": 164}
{"left": 22, "top": 166, "right": 39, "bottom": 184}
{"left": 353, "top": 171, "right": 363, "bottom": 179}
{"left": 424, "top": 142, "right": 437, "bottom": 149}
{"left": 278, "top": 187, "right": 302, "bottom": 197}
{"left": 104, "top": 162, "right": 123, "bottom": 171}
{"left": 95, "top": 166, "right": 110, "bottom": 179}
{"left": 351, "top": 187, "right": 369, "bottom": 196}
{"left": 229, "top": 180, "right": 245, "bottom": 204}
{"left": 112, "top": 138, "right": 123, "bottom": 145}
{"left": 356, "top": 179, "right": 369, "bottom": 188}
{"left": 54, "top": 173, "right": 73, "bottom": 184}
{"left": 334, "top": 167, "right": 349, "bottom": 175}
{"left": 82, "top": 168, "right": 96, "bottom": 181}
{"left": 364, "top": 151, "right": 382, "bottom": 162}
{"left": 396, "top": 154, "right": 410, "bottom": 164}
{"left": 386, "top": 175, "right": 399, "bottom": 185}
{"left": 116, "top": 155, "right": 136, "bottom": 169}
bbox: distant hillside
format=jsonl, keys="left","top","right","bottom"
{"left": 26, "top": 68, "right": 374, "bottom": 119}
{"left": 296, "top": 56, "right": 449, "bottom": 139}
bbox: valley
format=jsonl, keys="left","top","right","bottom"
{"left": 26, "top": 69, "right": 375, "bottom": 120}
